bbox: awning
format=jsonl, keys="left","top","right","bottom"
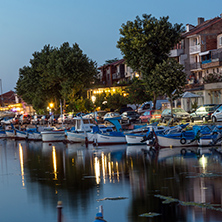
{"left": 199, "top": 51, "right": 210, "bottom": 56}
{"left": 182, "top": 92, "right": 202, "bottom": 98}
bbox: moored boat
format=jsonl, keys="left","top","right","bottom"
{"left": 90, "top": 117, "right": 126, "bottom": 146}
{"left": 41, "top": 129, "right": 65, "bottom": 142}
{"left": 65, "top": 117, "right": 95, "bottom": 143}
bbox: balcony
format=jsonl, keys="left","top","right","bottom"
{"left": 201, "top": 58, "right": 222, "bottom": 69}
{"left": 169, "top": 49, "right": 184, "bottom": 57}
{"left": 190, "top": 62, "right": 201, "bottom": 71}
{"left": 112, "top": 72, "right": 120, "bottom": 80}
{"left": 189, "top": 45, "right": 201, "bottom": 54}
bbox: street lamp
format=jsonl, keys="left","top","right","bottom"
{"left": 48, "top": 102, "right": 54, "bottom": 115}
{"left": 49, "top": 102, "right": 54, "bottom": 109}
{"left": 91, "top": 95, "right": 96, "bottom": 104}
{"left": 91, "top": 95, "right": 96, "bottom": 122}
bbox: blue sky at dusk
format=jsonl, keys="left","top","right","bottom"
{"left": 0, "top": 0, "right": 221, "bottom": 93}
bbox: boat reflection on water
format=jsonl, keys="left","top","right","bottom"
{"left": 3, "top": 138, "right": 222, "bottom": 222}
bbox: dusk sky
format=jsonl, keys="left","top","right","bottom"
{"left": 0, "top": 0, "right": 221, "bottom": 93}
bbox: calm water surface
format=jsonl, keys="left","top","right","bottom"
{"left": 1, "top": 139, "right": 222, "bottom": 221}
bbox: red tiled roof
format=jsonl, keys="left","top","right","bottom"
{"left": 182, "top": 17, "right": 222, "bottom": 38}
{"left": 98, "top": 59, "right": 125, "bottom": 69}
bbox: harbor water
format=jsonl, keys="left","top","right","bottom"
{"left": 1, "top": 138, "right": 222, "bottom": 221}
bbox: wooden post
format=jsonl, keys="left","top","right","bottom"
{"left": 99, "top": 205, "right": 103, "bottom": 218}
{"left": 57, "top": 201, "right": 63, "bottom": 222}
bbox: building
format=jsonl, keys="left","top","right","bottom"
{"left": 170, "top": 14, "right": 222, "bottom": 111}
{"left": 97, "top": 59, "right": 140, "bottom": 87}
{"left": 0, "top": 90, "right": 34, "bottom": 115}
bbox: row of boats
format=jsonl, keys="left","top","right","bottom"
{"left": 1, "top": 116, "right": 222, "bottom": 148}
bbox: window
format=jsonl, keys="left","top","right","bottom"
{"left": 220, "top": 37, "right": 222, "bottom": 45}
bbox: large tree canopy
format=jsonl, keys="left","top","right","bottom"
{"left": 117, "top": 14, "right": 185, "bottom": 107}
{"left": 16, "top": 42, "right": 97, "bottom": 112}
{"left": 151, "top": 58, "right": 186, "bottom": 116}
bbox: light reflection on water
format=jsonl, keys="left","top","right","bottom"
{"left": 0, "top": 139, "right": 222, "bottom": 221}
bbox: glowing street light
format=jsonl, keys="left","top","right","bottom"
{"left": 49, "top": 102, "right": 54, "bottom": 109}
{"left": 91, "top": 95, "right": 96, "bottom": 104}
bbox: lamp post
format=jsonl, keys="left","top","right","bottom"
{"left": 91, "top": 95, "right": 96, "bottom": 122}
{"left": 49, "top": 102, "right": 54, "bottom": 114}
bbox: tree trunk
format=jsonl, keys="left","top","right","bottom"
{"left": 153, "top": 92, "right": 157, "bottom": 110}
{"left": 170, "top": 97, "right": 173, "bottom": 118}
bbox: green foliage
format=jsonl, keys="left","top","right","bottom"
{"left": 104, "top": 58, "right": 119, "bottom": 65}
{"left": 117, "top": 14, "right": 184, "bottom": 107}
{"left": 191, "top": 101, "right": 198, "bottom": 111}
{"left": 16, "top": 42, "right": 97, "bottom": 113}
{"left": 106, "top": 93, "right": 127, "bottom": 111}
{"left": 203, "top": 73, "right": 222, "bottom": 83}
{"left": 151, "top": 58, "right": 186, "bottom": 100}
{"left": 125, "top": 77, "right": 152, "bottom": 105}
{"left": 151, "top": 58, "right": 186, "bottom": 116}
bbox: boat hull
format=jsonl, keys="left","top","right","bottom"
{"left": 66, "top": 131, "right": 86, "bottom": 143}
{"left": 16, "top": 130, "right": 27, "bottom": 140}
{"left": 27, "top": 132, "right": 42, "bottom": 141}
{"left": 93, "top": 133, "right": 126, "bottom": 146}
{"left": 156, "top": 135, "right": 198, "bottom": 148}
{"left": 125, "top": 134, "right": 146, "bottom": 145}
{"left": 5, "top": 130, "right": 16, "bottom": 138}
{"left": 41, "top": 131, "right": 65, "bottom": 142}
{"left": 0, "top": 130, "right": 6, "bottom": 138}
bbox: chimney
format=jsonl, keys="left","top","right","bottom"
{"left": 198, "top": 17, "right": 205, "bottom": 25}
{"left": 186, "top": 24, "right": 190, "bottom": 32}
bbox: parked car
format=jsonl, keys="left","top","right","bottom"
{"left": 120, "top": 111, "right": 140, "bottom": 124}
{"left": 95, "top": 111, "right": 107, "bottom": 123}
{"left": 103, "top": 112, "right": 120, "bottom": 120}
{"left": 161, "top": 108, "right": 190, "bottom": 122}
{"left": 118, "top": 106, "right": 133, "bottom": 114}
{"left": 211, "top": 105, "right": 222, "bottom": 122}
{"left": 190, "top": 105, "right": 218, "bottom": 122}
{"left": 139, "top": 110, "right": 162, "bottom": 123}
{"left": 137, "top": 100, "right": 170, "bottom": 114}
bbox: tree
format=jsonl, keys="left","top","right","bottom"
{"left": 125, "top": 78, "right": 152, "bottom": 106}
{"left": 117, "top": 14, "right": 184, "bottom": 108}
{"left": 151, "top": 58, "right": 186, "bottom": 117}
{"left": 106, "top": 93, "right": 127, "bottom": 111}
{"left": 104, "top": 58, "right": 119, "bottom": 65}
{"left": 16, "top": 43, "right": 97, "bottom": 113}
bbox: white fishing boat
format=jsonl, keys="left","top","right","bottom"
{"left": 125, "top": 124, "right": 167, "bottom": 145}
{"left": 0, "top": 129, "right": 6, "bottom": 138}
{"left": 155, "top": 131, "right": 198, "bottom": 148}
{"left": 5, "top": 129, "right": 16, "bottom": 138}
{"left": 66, "top": 117, "right": 95, "bottom": 143}
{"left": 27, "top": 128, "right": 42, "bottom": 141}
{"left": 41, "top": 129, "right": 65, "bottom": 142}
{"left": 90, "top": 117, "right": 126, "bottom": 146}
{"left": 15, "top": 129, "right": 27, "bottom": 139}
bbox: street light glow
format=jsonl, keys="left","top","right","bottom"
{"left": 91, "top": 95, "right": 96, "bottom": 104}
{"left": 49, "top": 102, "right": 54, "bottom": 108}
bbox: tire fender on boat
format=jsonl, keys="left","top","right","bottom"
{"left": 180, "top": 138, "right": 186, "bottom": 144}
